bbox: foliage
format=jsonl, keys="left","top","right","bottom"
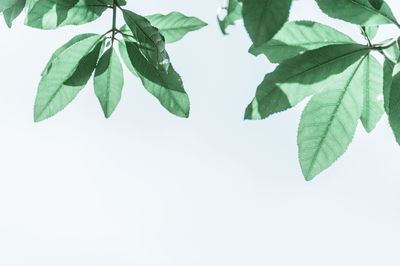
{"left": 1, "top": 0, "right": 207, "bottom": 121}
{"left": 2, "top": 0, "right": 400, "bottom": 180}
{"left": 217, "top": 0, "right": 400, "bottom": 180}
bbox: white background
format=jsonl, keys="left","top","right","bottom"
{"left": 1, "top": 0, "right": 400, "bottom": 265}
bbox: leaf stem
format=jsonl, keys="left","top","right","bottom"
{"left": 111, "top": 0, "right": 117, "bottom": 47}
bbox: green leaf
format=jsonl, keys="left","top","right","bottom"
{"left": 315, "top": 0, "right": 398, "bottom": 26}
{"left": 242, "top": 0, "right": 293, "bottom": 47}
{"left": 25, "top": 0, "right": 107, "bottom": 29}
{"left": 94, "top": 47, "right": 124, "bottom": 118}
{"left": 0, "top": 0, "right": 19, "bottom": 12}
{"left": 42, "top": 33, "right": 98, "bottom": 76}
{"left": 360, "top": 25, "right": 378, "bottom": 41}
{"left": 145, "top": 12, "right": 207, "bottom": 43}
{"left": 122, "top": 9, "right": 170, "bottom": 73}
{"left": 368, "top": 0, "right": 383, "bottom": 9}
{"left": 34, "top": 34, "right": 104, "bottom": 122}
{"left": 102, "top": 0, "right": 126, "bottom": 6}
{"left": 383, "top": 57, "right": 395, "bottom": 113}
{"left": 249, "top": 21, "right": 355, "bottom": 63}
{"left": 123, "top": 40, "right": 190, "bottom": 118}
{"left": 384, "top": 41, "right": 400, "bottom": 63}
{"left": 360, "top": 54, "right": 384, "bottom": 133}
{"left": 298, "top": 56, "right": 367, "bottom": 181}
{"left": 388, "top": 67, "right": 400, "bottom": 144}
{"left": 3, "top": 0, "right": 25, "bottom": 28}
{"left": 218, "top": 0, "right": 242, "bottom": 35}
{"left": 245, "top": 44, "right": 369, "bottom": 120}
{"left": 118, "top": 39, "right": 136, "bottom": 75}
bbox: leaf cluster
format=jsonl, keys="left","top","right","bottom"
{"left": 218, "top": 0, "right": 400, "bottom": 180}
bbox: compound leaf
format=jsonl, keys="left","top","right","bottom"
{"left": 145, "top": 12, "right": 207, "bottom": 43}
{"left": 315, "top": 0, "right": 398, "bottom": 26}
{"left": 249, "top": 21, "right": 355, "bottom": 63}
{"left": 245, "top": 44, "right": 369, "bottom": 120}
{"left": 94, "top": 47, "right": 124, "bottom": 118}
{"left": 298, "top": 56, "right": 367, "bottom": 180}
{"left": 25, "top": 0, "right": 108, "bottom": 29}
{"left": 34, "top": 34, "right": 104, "bottom": 122}
{"left": 218, "top": 0, "right": 242, "bottom": 35}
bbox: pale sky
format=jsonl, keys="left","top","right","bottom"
{"left": 0, "top": 0, "right": 400, "bottom": 265}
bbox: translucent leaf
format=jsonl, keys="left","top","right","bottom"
{"left": 249, "top": 21, "right": 355, "bottom": 63}
{"left": 42, "top": 33, "right": 98, "bottom": 76}
{"left": 0, "top": 0, "right": 20, "bottom": 12}
{"left": 217, "top": 0, "right": 242, "bottom": 35}
{"left": 315, "top": 0, "right": 398, "bottom": 26}
{"left": 368, "top": 0, "right": 383, "bottom": 9}
{"left": 298, "top": 56, "right": 366, "bottom": 180}
{"left": 94, "top": 47, "right": 124, "bottom": 118}
{"left": 388, "top": 67, "right": 400, "bottom": 144}
{"left": 360, "top": 54, "right": 384, "bottom": 133}
{"left": 2, "top": 0, "right": 25, "bottom": 28}
{"left": 245, "top": 44, "right": 369, "bottom": 120}
{"left": 145, "top": 12, "right": 207, "bottom": 43}
{"left": 34, "top": 34, "right": 104, "bottom": 122}
{"left": 242, "top": 0, "right": 293, "bottom": 47}
{"left": 25, "top": 0, "right": 107, "bottom": 29}
{"left": 122, "top": 9, "right": 170, "bottom": 73}
{"left": 360, "top": 25, "right": 378, "bottom": 41}
{"left": 382, "top": 57, "right": 395, "bottom": 113}
{"left": 122, "top": 40, "right": 190, "bottom": 118}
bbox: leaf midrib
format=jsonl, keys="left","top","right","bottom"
{"left": 305, "top": 55, "right": 367, "bottom": 177}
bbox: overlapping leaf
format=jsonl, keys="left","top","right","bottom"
{"left": 145, "top": 12, "right": 207, "bottom": 43}
{"left": 249, "top": 21, "right": 355, "bottom": 63}
{"left": 34, "top": 34, "right": 104, "bottom": 122}
{"left": 243, "top": 0, "right": 293, "bottom": 47}
{"left": 218, "top": 0, "right": 242, "bottom": 35}
{"left": 315, "top": 0, "right": 398, "bottom": 26}
{"left": 94, "top": 47, "right": 124, "bottom": 118}
{"left": 120, "top": 40, "right": 190, "bottom": 118}
{"left": 2, "top": 0, "right": 26, "bottom": 28}
{"left": 245, "top": 44, "right": 369, "bottom": 120}
{"left": 388, "top": 66, "right": 400, "bottom": 144}
{"left": 122, "top": 9, "right": 170, "bottom": 73}
{"left": 25, "top": 0, "right": 108, "bottom": 29}
{"left": 298, "top": 56, "right": 366, "bottom": 180}
{"left": 360, "top": 54, "right": 384, "bottom": 133}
